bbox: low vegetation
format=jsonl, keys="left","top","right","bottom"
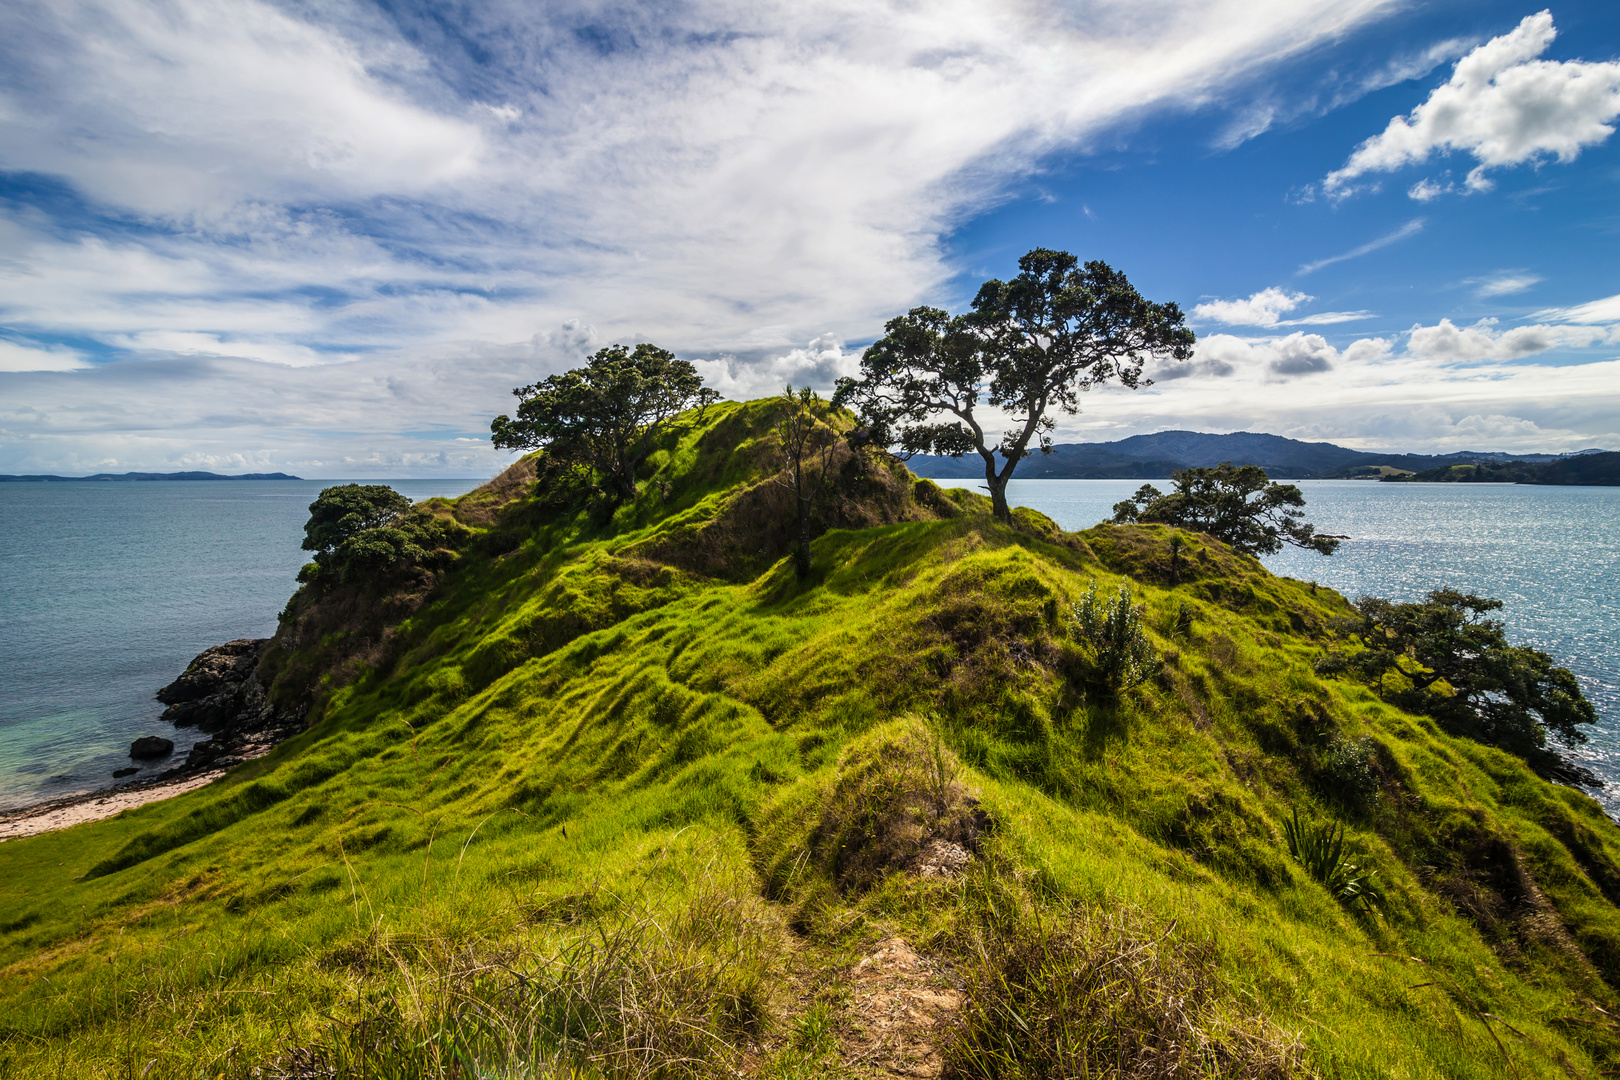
{"left": 2, "top": 397, "right": 1618, "bottom": 1080}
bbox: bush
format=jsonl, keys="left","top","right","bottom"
{"left": 1282, "top": 808, "right": 1383, "bottom": 913}
{"left": 1316, "top": 736, "right": 1381, "bottom": 812}
{"left": 1072, "top": 581, "right": 1162, "bottom": 693}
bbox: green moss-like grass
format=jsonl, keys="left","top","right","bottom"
{"left": 3, "top": 399, "right": 1620, "bottom": 1078}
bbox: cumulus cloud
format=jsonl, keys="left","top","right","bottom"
{"left": 1193, "top": 287, "right": 1310, "bottom": 327}
{"left": 1169, "top": 331, "right": 1391, "bottom": 380}
{"left": 1192, "top": 288, "right": 1373, "bottom": 328}
{"left": 1405, "top": 317, "right": 1618, "bottom": 362}
{"left": 1325, "top": 11, "right": 1620, "bottom": 197}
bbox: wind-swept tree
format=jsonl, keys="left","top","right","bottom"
{"left": 490, "top": 344, "right": 707, "bottom": 500}
{"left": 835, "top": 249, "right": 1194, "bottom": 522}
{"left": 1316, "top": 590, "right": 1595, "bottom": 759}
{"left": 774, "top": 384, "right": 838, "bottom": 578}
{"left": 1111, "top": 463, "right": 1343, "bottom": 556}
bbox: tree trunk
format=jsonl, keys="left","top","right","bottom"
{"left": 795, "top": 496, "right": 813, "bottom": 578}
{"left": 988, "top": 478, "right": 1011, "bottom": 523}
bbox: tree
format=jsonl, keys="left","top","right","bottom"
{"left": 490, "top": 344, "right": 707, "bottom": 500}
{"left": 773, "top": 384, "right": 838, "bottom": 578}
{"left": 1316, "top": 589, "right": 1595, "bottom": 759}
{"left": 300, "top": 484, "right": 430, "bottom": 583}
{"left": 1110, "top": 463, "right": 1342, "bottom": 556}
{"left": 835, "top": 249, "right": 1193, "bottom": 522}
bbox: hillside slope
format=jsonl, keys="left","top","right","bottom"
{"left": 4, "top": 400, "right": 1620, "bottom": 1079}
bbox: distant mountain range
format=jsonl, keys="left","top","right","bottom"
{"left": 0, "top": 471, "right": 302, "bottom": 482}
{"left": 906, "top": 431, "right": 1611, "bottom": 481}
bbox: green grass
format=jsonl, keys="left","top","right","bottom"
{"left": 4, "top": 398, "right": 1620, "bottom": 1078}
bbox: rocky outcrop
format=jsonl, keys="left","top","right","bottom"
{"left": 156, "top": 639, "right": 305, "bottom": 772}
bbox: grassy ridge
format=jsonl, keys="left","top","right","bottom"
{"left": 3, "top": 399, "right": 1620, "bottom": 1077}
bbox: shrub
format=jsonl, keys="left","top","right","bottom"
{"left": 1282, "top": 808, "right": 1383, "bottom": 913}
{"left": 1316, "top": 737, "right": 1380, "bottom": 812}
{"left": 1072, "top": 581, "right": 1162, "bottom": 693}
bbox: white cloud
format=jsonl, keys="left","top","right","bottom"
{"left": 0, "top": 340, "right": 90, "bottom": 372}
{"left": 1468, "top": 272, "right": 1542, "bottom": 298}
{"left": 1169, "top": 331, "right": 1391, "bottom": 380}
{"left": 1407, "top": 178, "right": 1449, "bottom": 201}
{"left": 1325, "top": 11, "right": 1620, "bottom": 197}
{"left": 1538, "top": 293, "right": 1620, "bottom": 325}
{"left": 1279, "top": 311, "right": 1374, "bottom": 326}
{"left": 1297, "top": 218, "right": 1424, "bottom": 274}
{"left": 1193, "top": 287, "right": 1310, "bottom": 327}
{"left": 1405, "top": 317, "right": 1618, "bottom": 362}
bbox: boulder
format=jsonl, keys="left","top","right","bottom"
{"left": 129, "top": 735, "right": 174, "bottom": 759}
{"left": 112, "top": 767, "right": 139, "bottom": 778}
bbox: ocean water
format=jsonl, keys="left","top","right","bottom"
{"left": 938, "top": 478, "right": 1620, "bottom": 813}
{"left": 0, "top": 479, "right": 480, "bottom": 811}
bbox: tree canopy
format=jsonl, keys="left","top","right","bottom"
{"left": 490, "top": 344, "right": 707, "bottom": 499}
{"left": 299, "top": 484, "right": 437, "bottom": 583}
{"left": 1317, "top": 589, "right": 1595, "bottom": 760}
{"left": 1110, "top": 463, "right": 1342, "bottom": 556}
{"left": 834, "top": 249, "right": 1193, "bottom": 521}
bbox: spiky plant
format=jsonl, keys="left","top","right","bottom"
{"left": 1283, "top": 808, "right": 1384, "bottom": 913}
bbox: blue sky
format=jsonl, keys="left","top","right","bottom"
{"left": 1, "top": 0, "right": 1617, "bottom": 476}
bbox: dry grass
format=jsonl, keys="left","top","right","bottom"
{"left": 943, "top": 908, "right": 1310, "bottom": 1080}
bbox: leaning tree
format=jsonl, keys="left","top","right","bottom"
{"left": 835, "top": 249, "right": 1194, "bottom": 522}
{"left": 491, "top": 344, "right": 707, "bottom": 500}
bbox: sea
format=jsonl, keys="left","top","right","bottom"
{"left": 1, "top": 477, "right": 1616, "bottom": 816}
{"left": 0, "top": 479, "right": 480, "bottom": 812}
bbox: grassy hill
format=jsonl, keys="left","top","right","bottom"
{"left": 5, "top": 399, "right": 1620, "bottom": 1078}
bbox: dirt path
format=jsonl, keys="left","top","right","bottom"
{"left": 843, "top": 937, "right": 964, "bottom": 1077}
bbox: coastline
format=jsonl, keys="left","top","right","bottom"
{"left": 0, "top": 769, "right": 226, "bottom": 841}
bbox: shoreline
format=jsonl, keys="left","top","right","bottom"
{"left": 0, "top": 768, "right": 226, "bottom": 842}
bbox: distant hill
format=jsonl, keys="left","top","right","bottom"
{"left": 0, "top": 470, "right": 302, "bottom": 482}
{"left": 906, "top": 430, "right": 1603, "bottom": 480}
{"left": 1528, "top": 450, "right": 1620, "bottom": 486}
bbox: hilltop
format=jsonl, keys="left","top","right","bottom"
{"left": 3, "top": 399, "right": 1620, "bottom": 1078}
{"left": 908, "top": 430, "right": 1607, "bottom": 480}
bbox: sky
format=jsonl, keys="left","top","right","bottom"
{"left": 1, "top": 0, "right": 1618, "bottom": 477}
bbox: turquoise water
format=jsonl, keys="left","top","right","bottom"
{"left": 940, "top": 478, "right": 1620, "bottom": 813}
{"left": 0, "top": 480, "right": 479, "bottom": 811}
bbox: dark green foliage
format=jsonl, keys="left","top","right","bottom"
{"left": 1071, "top": 581, "right": 1161, "bottom": 693}
{"left": 1112, "top": 463, "right": 1341, "bottom": 556}
{"left": 1316, "top": 736, "right": 1381, "bottom": 812}
{"left": 301, "top": 484, "right": 411, "bottom": 561}
{"left": 1283, "top": 809, "right": 1384, "bottom": 913}
{"left": 299, "top": 484, "right": 452, "bottom": 583}
{"left": 490, "top": 343, "right": 708, "bottom": 499}
{"left": 835, "top": 249, "right": 1194, "bottom": 521}
{"left": 1317, "top": 589, "right": 1596, "bottom": 758}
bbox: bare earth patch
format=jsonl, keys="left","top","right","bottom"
{"left": 843, "top": 937, "right": 962, "bottom": 1078}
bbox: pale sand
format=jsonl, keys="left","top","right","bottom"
{"left": 0, "top": 770, "right": 225, "bottom": 842}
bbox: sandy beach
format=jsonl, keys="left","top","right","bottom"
{"left": 0, "top": 770, "right": 225, "bottom": 842}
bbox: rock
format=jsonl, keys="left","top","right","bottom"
{"left": 111, "top": 767, "right": 139, "bottom": 778}
{"left": 153, "top": 637, "right": 306, "bottom": 774}
{"left": 129, "top": 736, "right": 174, "bottom": 759}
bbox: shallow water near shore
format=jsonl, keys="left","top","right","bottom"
{"left": 0, "top": 479, "right": 480, "bottom": 811}
{"left": 939, "top": 477, "right": 1620, "bottom": 815}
